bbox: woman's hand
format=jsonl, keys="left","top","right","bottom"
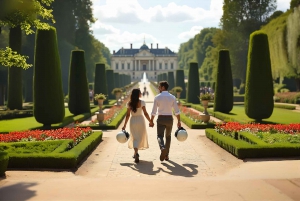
{"left": 122, "top": 126, "right": 126, "bottom": 130}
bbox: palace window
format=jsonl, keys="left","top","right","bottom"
{"left": 171, "top": 63, "right": 173, "bottom": 69}
{"left": 122, "top": 63, "right": 124, "bottom": 69}
{"left": 116, "top": 63, "right": 119, "bottom": 70}
{"left": 159, "top": 63, "right": 162, "bottom": 69}
{"left": 127, "top": 63, "right": 130, "bottom": 70}
{"left": 165, "top": 63, "right": 168, "bottom": 69}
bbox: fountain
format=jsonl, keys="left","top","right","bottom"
{"left": 141, "top": 72, "right": 148, "bottom": 83}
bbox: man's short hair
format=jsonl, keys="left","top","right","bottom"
{"left": 159, "top": 81, "right": 169, "bottom": 90}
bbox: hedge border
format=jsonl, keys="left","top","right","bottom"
{"left": 5, "top": 131, "right": 102, "bottom": 169}
{"left": 180, "top": 113, "right": 215, "bottom": 129}
{"left": 79, "top": 106, "right": 127, "bottom": 130}
{"left": 205, "top": 129, "right": 300, "bottom": 159}
{"left": 0, "top": 152, "right": 9, "bottom": 176}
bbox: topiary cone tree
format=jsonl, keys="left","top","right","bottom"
{"left": 33, "top": 27, "right": 65, "bottom": 128}
{"left": 214, "top": 49, "right": 233, "bottom": 113}
{"left": 114, "top": 72, "right": 119, "bottom": 88}
{"left": 175, "top": 69, "right": 186, "bottom": 98}
{"left": 106, "top": 69, "right": 115, "bottom": 99}
{"left": 162, "top": 73, "right": 167, "bottom": 82}
{"left": 245, "top": 31, "right": 274, "bottom": 121}
{"left": 68, "top": 50, "right": 90, "bottom": 115}
{"left": 186, "top": 62, "right": 200, "bottom": 104}
{"left": 167, "top": 72, "right": 175, "bottom": 91}
{"left": 7, "top": 26, "right": 23, "bottom": 110}
{"left": 94, "top": 63, "right": 108, "bottom": 105}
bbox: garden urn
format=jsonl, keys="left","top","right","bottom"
{"left": 200, "top": 100, "right": 210, "bottom": 123}
{"left": 96, "top": 111, "right": 104, "bottom": 124}
{"left": 98, "top": 99, "right": 104, "bottom": 112}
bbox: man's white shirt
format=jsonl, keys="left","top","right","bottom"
{"left": 151, "top": 91, "right": 180, "bottom": 116}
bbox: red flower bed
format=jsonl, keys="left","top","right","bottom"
{"left": 179, "top": 105, "right": 203, "bottom": 123}
{"left": 215, "top": 122, "right": 300, "bottom": 135}
{"left": 0, "top": 127, "right": 93, "bottom": 145}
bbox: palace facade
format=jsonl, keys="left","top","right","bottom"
{"left": 111, "top": 43, "right": 178, "bottom": 81}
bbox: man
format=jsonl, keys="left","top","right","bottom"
{"left": 149, "top": 81, "right": 181, "bottom": 161}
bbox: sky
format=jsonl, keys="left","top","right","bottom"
{"left": 91, "top": 0, "right": 290, "bottom": 53}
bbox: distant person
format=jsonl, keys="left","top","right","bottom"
{"left": 122, "top": 88, "right": 152, "bottom": 163}
{"left": 150, "top": 81, "right": 181, "bottom": 161}
{"left": 146, "top": 91, "right": 149, "bottom": 97}
{"left": 89, "top": 89, "right": 93, "bottom": 101}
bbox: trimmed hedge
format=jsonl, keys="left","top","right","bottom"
{"left": 79, "top": 106, "right": 127, "bottom": 130}
{"left": 114, "top": 73, "right": 120, "bottom": 88}
{"left": 245, "top": 31, "right": 274, "bottom": 121}
{"left": 7, "top": 26, "right": 23, "bottom": 110}
{"left": 94, "top": 63, "right": 108, "bottom": 105}
{"left": 4, "top": 131, "right": 102, "bottom": 169}
{"left": 214, "top": 50, "right": 233, "bottom": 113}
{"left": 167, "top": 72, "right": 175, "bottom": 90}
{"left": 0, "top": 152, "right": 9, "bottom": 176}
{"left": 233, "top": 95, "right": 245, "bottom": 102}
{"left": 180, "top": 113, "right": 215, "bottom": 129}
{"left": 186, "top": 62, "right": 200, "bottom": 104}
{"left": 206, "top": 129, "right": 300, "bottom": 159}
{"left": 106, "top": 69, "right": 115, "bottom": 99}
{"left": 68, "top": 50, "right": 91, "bottom": 115}
{"left": 175, "top": 69, "right": 186, "bottom": 99}
{"left": 274, "top": 103, "right": 296, "bottom": 110}
{"left": 33, "top": 27, "right": 65, "bottom": 127}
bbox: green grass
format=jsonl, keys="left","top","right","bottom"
{"left": 208, "top": 105, "right": 300, "bottom": 124}
{"left": 0, "top": 108, "right": 75, "bottom": 132}
{"left": 0, "top": 140, "right": 71, "bottom": 154}
{"left": 256, "top": 133, "right": 300, "bottom": 144}
{"left": 0, "top": 106, "right": 110, "bottom": 133}
{"left": 206, "top": 129, "right": 300, "bottom": 159}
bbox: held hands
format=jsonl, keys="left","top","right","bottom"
{"left": 122, "top": 126, "right": 126, "bottom": 130}
{"left": 149, "top": 121, "right": 154, "bottom": 128}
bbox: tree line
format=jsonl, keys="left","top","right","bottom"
{"left": 0, "top": 0, "right": 111, "bottom": 106}
{"left": 177, "top": 0, "right": 300, "bottom": 91}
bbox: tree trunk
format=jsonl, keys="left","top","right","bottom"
{"left": 7, "top": 26, "right": 23, "bottom": 110}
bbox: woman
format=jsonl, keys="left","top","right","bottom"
{"left": 122, "top": 88, "right": 152, "bottom": 163}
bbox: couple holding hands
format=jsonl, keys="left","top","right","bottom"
{"left": 122, "top": 81, "right": 181, "bottom": 163}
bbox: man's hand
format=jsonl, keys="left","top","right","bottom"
{"left": 149, "top": 121, "right": 154, "bottom": 127}
{"left": 177, "top": 121, "right": 181, "bottom": 128}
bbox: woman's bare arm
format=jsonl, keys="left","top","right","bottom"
{"left": 122, "top": 108, "right": 131, "bottom": 130}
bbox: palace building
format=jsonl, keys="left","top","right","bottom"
{"left": 111, "top": 42, "right": 178, "bottom": 81}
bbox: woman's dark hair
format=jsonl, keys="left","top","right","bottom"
{"left": 129, "top": 88, "right": 141, "bottom": 113}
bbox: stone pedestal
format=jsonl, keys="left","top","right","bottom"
{"left": 201, "top": 100, "right": 210, "bottom": 123}
{"left": 96, "top": 111, "right": 104, "bottom": 124}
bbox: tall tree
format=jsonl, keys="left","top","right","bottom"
{"left": 220, "top": 0, "right": 276, "bottom": 82}
{"left": 0, "top": 0, "right": 55, "bottom": 68}
{"left": 245, "top": 31, "right": 274, "bottom": 121}
{"left": 34, "top": 27, "right": 65, "bottom": 128}
{"left": 286, "top": 6, "right": 300, "bottom": 91}
{"left": 214, "top": 50, "right": 233, "bottom": 113}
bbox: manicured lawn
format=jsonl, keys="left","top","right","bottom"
{"left": 208, "top": 105, "right": 300, "bottom": 124}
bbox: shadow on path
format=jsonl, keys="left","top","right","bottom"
{"left": 120, "top": 161, "right": 161, "bottom": 175}
{"left": 0, "top": 182, "right": 37, "bottom": 201}
{"left": 161, "top": 160, "right": 198, "bottom": 177}
{"left": 120, "top": 160, "right": 198, "bottom": 177}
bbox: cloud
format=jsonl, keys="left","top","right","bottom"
{"left": 277, "top": 0, "right": 290, "bottom": 11}
{"left": 93, "top": 0, "right": 222, "bottom": 24}
{"left": 178, "top": 26, "right": 204, "bottom": 40}
{"left": 93, "top": 30, "right": 160, "bottom": 52}
{"left": 91, "top": 21, "right": 120, "bottom": 35}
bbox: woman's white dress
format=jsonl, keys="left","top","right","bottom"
{"left": 128, "top": 100, "right": 149, "bottom": 150}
